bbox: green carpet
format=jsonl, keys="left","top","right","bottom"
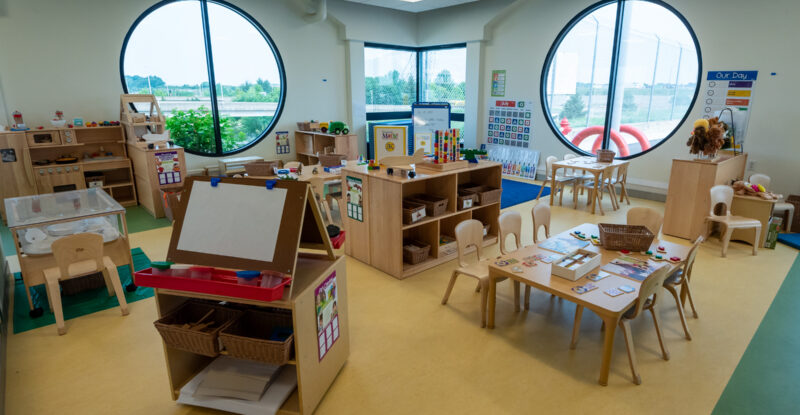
{"left": 12, "top": 247, "right": 153, "bottom": 334}
{"left": 712, "top": 254, "right": 800, "bottom": 414}
{"left": 124, "top": 205, "right": 171, "bottom": 233}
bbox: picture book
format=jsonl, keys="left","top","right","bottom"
{"left": 601, "top": 256, "right": 661, "bottom": 282}
{"left": 538, "top": 236, "right": 590, "bottom": 254}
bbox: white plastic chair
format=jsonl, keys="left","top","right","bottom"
{"left": 706, "top": 185, "right": 761, "bottom": 257}
{"left": 749, "top": 174, "right": 794, "bottom": 232}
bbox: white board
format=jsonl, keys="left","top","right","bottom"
{"left": 177, "top": 181, "right": 287, "bottom": 262}
{"left": 412, "top": 105, "right": 450, "bottom": 153}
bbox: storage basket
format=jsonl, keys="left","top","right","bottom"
{"left": 403, "top": 239, "right": 430, "bottom": 264}
{"left": 461, "top": 184, "right": 502, "bottom": 206}
{"left": 154, "top": 301, "right": 243, "bottom": 357}
{"left": 244, "top": 160, "right": 280, "bottom": 177}
{"left": 219, "top": 309, "right": 294, "bottom": 365}
{"left": 60, "top": 272, "right": 106, "bottom": 295}
{"left": 296, "top": 121, "right": 311, "bottom": 131}
{"left": 786, "top": 195, "right": 800, "bottom": 232}
{"left": 596, "top": 149, "right": 616, "bottom": 163}
{"left": 407, "top": 194, "right": 449, "bottom": 217}
{"left": 402, "top": 200, "right": 427, "bottom": 224}
{"left": 457, "top": 190, "right": 478, "bottom": 210}
{"left": 318, "top": 153, "right": 346, "bottom": 167}
{"left": 598, "top": 223, "right": 655, "bottom": 251}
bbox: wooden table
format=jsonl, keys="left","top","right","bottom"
{"left": 487, "top": 223, "right": 689, "bottom": 385}
{"left": 550, "top": 157, "right": 629, "bottom": 215}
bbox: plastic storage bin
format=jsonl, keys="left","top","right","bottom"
{"left": 190, "top": 266, "right": 213, "bottom": 280}
{"left": 170, "top": 264, "right": 190, "bottom": 277}
{"left": 151, "top": 261, "right": 173, "bottom": 276}
{"left": 236, "top": 270, "right": 261, "bottom": 286}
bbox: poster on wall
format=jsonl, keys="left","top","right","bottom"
{"left": 374, "top": 125, "right": 407, "bottom": 161}
{"left": 491, "top": 70, "right": 507, "bottom": 97}
{"left": 702, "top": 70, "right": 758, "bottom": 150}
{"left": 154, "top": 150, "right": 182, "bottom": 185}
{"left": 346, "top": 176, "right": 363, "bottom": 222}
{"left": 486, "top": 99, "right": 533, "bottom": 148}
{"left": 275, "top": 131, "right": 290, "bottom": 155}
{"left": 316, "top": 271, "right": 340, "bottom": 361}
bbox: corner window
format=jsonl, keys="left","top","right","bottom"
{"left": 121, "top": 0, "right": 286, "bottom": 156}
{"left": 542, "top": 0, "right": 700, "bottom": 159}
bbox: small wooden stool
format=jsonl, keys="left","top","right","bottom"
{"left": 42, "top": 233, "right": 130, "bottom": 335}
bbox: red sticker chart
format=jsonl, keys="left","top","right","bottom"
{"left": 154, "top": 150, "right": 182, "bottom": 185}
{"left": 486, "top": 99, "right": 533, "bottom": 148}
{"left": 316, "top": 271, "right": 340, "bottom": 361}
{"left": 703, "top": 71, "right": 757, "bottom": 150}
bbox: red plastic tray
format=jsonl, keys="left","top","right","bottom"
{"left": 331, "top": 230, "right": 346, "bottom": 249}
{"left": 134, "top": 268, "right": 292, "bottom": 302}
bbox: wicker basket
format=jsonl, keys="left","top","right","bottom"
{"left": 60, "top": 272, "right": 106, "bottom": 295}
{"left": 786, "top": 195, "right": 800, "bottom": 232}
{"left": 244, "top": 160, "right": 280, "bottom": 177}
{"left": 318, "top": 153, "right": 346, "bottom": 167}
{"left": 403, "top": 239, "right": 430, "bottom": 264}
{"left": 457, "top": 190, "right": 478, "bottom": 210}
{"left": 296, "top": 121, "right": 311, "bottom": 131}
{"left": 407, "top": 194, "right": 449, "bottom": 217}
{"left": 596, "top": 149, "right": 616, "bottom": 163}
{"left": 598, "top": 223, "right": 655, "bottom": 251}
{"left": 219, "top": 309, "right": 294, "bottom": 365}
{"left": 154, "top": 301, "right": 243, "bottom": 357}
{"left": 461, "top": 184, "right": 502, "bottom": 206}
{"left": 402, "top": 200, "right": 427, "bottom": 224}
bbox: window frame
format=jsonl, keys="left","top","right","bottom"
{"left": 365, "top": 42, "right": 466, "bottom": 123}
{"left": 119, "top": 0, "right": 287, "bottom": 157}
{"left": 539, "top": 0, "right": 702, "bottom": 160}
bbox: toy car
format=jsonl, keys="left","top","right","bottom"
{"left": 319, "top": 121, "right": 329, "bottom": 133}
{"left": 327, "top": 121, "right": 349, "bottom": 135}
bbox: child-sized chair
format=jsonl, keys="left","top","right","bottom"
{"left": 627, "top": 207, "right": 663, "bottom": 237}
{"left": 441, "top": 219, "right": 511, "bottom": 328}
{"left": 498, "top": 211, "right": 522, "bottom": 311}
{"left": 525, "top": 203, "right": 551, "bottom": 309}
{"left": 536, "top": 156, "right": 577, "bottom": 205}
{"left": 705, "top": 185, "right": 761, "bottom": 257}
{"left": 42, "top": 233, "right": 130, "bottom": 335}
{"left": 749, "top": 173, "right": 795, "bottom": 232}
{"left": 663, "top": 235, "right": 703, "bottom": 340}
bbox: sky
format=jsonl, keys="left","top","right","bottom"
{"left": 124, "top": 1, "right": 282, "bottom": 87}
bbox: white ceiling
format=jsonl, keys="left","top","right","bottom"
{"left": 344, "top": 0, "right": 478, "bottom": 13}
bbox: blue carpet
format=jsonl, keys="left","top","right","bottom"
{"left": 777, "top": 233, "right": 800, "bottom": 250}
{"left": 501, "top": 179, "right": 551, "bottom": 209}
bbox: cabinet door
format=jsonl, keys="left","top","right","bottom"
{"left": 35, "top": 166, "right": 86, "bottom": 193}
{"left": 0, "top": 133, "right": 37, "bottom": 198}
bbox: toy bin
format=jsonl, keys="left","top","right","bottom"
{"left": 219, "top": 309, "right": 294, "bottom": 365}
{"left": 460, "top": 184, "right": 502, "bottom": 206}
{"left": 403, "top": 239, "right": 430, "bottom": 265}
{"left": 407, "top": 193, "right": 449, "bottom": 217}
{"left": 402, "top": 200, "right": 427, "bottom": 225}
{"left": 457, "top": 190, "right": 478, "bottom": 210}
{"left": 154, "top": 301, "right": 243, "bottom": 357}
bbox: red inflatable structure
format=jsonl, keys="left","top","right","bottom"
{"left": 564, "top": 124, "right": 650, "bottom": 157}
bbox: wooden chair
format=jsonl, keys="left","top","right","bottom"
{"left": 523, "top": 203, "right": 552, "bottom": 309}
{"left": 580, "top": 165, "right": 619, "bottom": 212}
{"left": 442, "top": 219, "right": 512, "bottom": 327}
{"left": 497, "top": 211, "right": 522, "bottom": 311}
{"left": 42, "top": 233, "right": 129, "bottom": 335}
{"left": 663, "top": 235, "right": 703, "bottom": 340}
{"left": 564, "top": 154, "right": 593, "bottom": 194}
{"left": 706, "top": 185, "right": 761, "bottom": 257}
{"left": 749, "top": 174, "right": 794, "bottom": 232}
{"left": 536, "top": 156, "right": 576, "bottom": 205}
{"left": 284, "top": 161, "right": 303, "bottom": 172}
{"left": 627, "top": 207, "right": 663, "bottom": 237}
{"left": 612, "top": 162, "right": 631, "bottom": 205}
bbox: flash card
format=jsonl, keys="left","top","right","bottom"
{"left": 618, "top": 285, "right": 635, "bottom": 293}
{"left": 587, "top": 271, "right": 611, "bottom": 281}
{"left": 604, "top": 288, "right": 624, "bottom": 297}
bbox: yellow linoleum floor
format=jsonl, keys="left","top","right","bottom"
{"left": 4, "top": 192, "right": 797, "bottom": 415}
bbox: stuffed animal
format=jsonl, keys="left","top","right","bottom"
{"left": 687, "top": 117, "right": 726, "bottom": 156}
{"left": 731, "top": 181, "right": 782, "bottom": 200}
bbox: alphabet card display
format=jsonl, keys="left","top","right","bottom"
{"left": 486, "top": 99, "right": 533, "bottom": 148}
{"left": 275, "top": 131, "right": 290, "bottom": 155}
{"left": 316, "top": 271, "right": 340, "bottom": 361}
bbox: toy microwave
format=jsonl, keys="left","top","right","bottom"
{"left": 26, "top": 129, "right": 62, "bottom": 147}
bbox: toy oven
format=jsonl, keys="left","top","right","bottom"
{"left": 26, "top": 130, "right": 62, "bottom": 147}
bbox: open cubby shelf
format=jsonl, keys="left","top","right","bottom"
{"left": 343, "top": 160, "right": 502, "bottom": 279}
{"left": 294, "top": 130, "right": 358, "bottom": 165}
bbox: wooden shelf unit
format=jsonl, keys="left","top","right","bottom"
{"left": 154, "top": 253, "right": 347, "bottom": 415}
{"left": 295, "top": 131, "right": 358, "bottom": 165}
{"left": 25, "top": 126, "right": 138, "bottom": 207}
{"left": 342, "top": 161, "right": 502, "bottom": 279}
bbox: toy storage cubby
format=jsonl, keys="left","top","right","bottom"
{"left": 26, "top": 126, "right": 138, "bottom": 206}
{"left": 342, "top": 161, "right": 502, "bottom": 279}
{"left": 295, "top": 130, "right": 359, "bottom": 165}
{"left": 136, "top": 177, "right": 349, "bottom": 415}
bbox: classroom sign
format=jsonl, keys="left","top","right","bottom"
{"left": 346, "top": 176, "right": 363, "bottom": 222}
{"left": 275, "top": 131, "right": 290, "bottom": 155}
{"left": 374, "top": 125, "right": 407, "bottom": 161}
{"left": 702, "top": 70, "right": 758, "bottom": 150}
{"left": 154, "top": 150, "right": 182, "bottom": 185}
{"left": 315, "top": 271, "right": 340, "bottom": 361}
{"left": 486, "top": 99, "right": 533, "bottom": 148}
{"left": 491, "top": 70, "right": 506, "bottom": 97}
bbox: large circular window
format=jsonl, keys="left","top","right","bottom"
{"left": 121, "top": 0, "right": 286, "bottom": 156}
{"left": 542, "top": 0, "right": 700, "bottom": 159}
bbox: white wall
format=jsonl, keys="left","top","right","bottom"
{"left": 0, "top": 0, "right": 350, "bottom": 172}
{"left": 479, "top": 0, "right": 800, "bottom": 196}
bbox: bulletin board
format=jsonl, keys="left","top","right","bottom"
{"left": 486, "top": 99, "right": 533, "bottom": 148}
{"left": 167, "top": 177, "right": 331, "bottom": 274}
{"left": 702, "top": 70, "right": 758, "bottom": 150}
{"left": 373, "top": 125, "right": 407, "bottom": 162}
{"left": 411, "top": 102, "right": 451, "bottom": 154}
